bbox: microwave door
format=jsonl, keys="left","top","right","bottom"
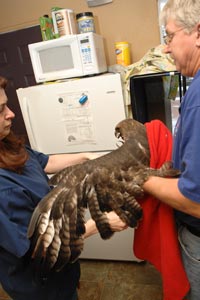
{"left": 43, "top": 38, "right": 84, "bottom": 81}
{"left": 29, "top": 36, "right": 84, "bottom": 83}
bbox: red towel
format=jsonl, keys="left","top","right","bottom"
{"left": 133, "top": 119, "right": 190, "bottom": 300}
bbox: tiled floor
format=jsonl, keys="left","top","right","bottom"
{"left": 0, "top": 260, "right": 163, "bottom": 300}
{"left": 78, "top": 259, "right": 163, "bottom": 300}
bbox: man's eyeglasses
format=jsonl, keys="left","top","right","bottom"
{"left": 163, "top": 28, "right": 184, "bottom": 45}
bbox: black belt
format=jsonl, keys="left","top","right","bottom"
{"left": 186, "top": 225, "right": 200, "bottom": 237}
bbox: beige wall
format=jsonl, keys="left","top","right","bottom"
{"left": 0, "top": 0, "right": 160, "bottom": 65}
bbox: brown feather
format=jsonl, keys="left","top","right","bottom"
{"left": 27, "top": 118, "right": 179, "bottom": 275}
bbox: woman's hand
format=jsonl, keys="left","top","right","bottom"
{"left": 105, "top": 211, "right": 128, "bottom": 232}
{"left": 84, "top": 211, "right": 128, "bottom": 239}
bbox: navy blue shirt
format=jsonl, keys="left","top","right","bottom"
{"left": 0, "top": 146, "right": 80, "bottom": 300}
{"left": 173, "top": 70, "right": 200, "bottom": 228}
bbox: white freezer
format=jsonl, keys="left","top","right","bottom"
{"left": 17, "top": 73, "right": 140, "bottom": 261}
{"left": 17, "top": 73, "right": 126, "bottom": 154}
{"left": 81, "top": 228, "right": 139, "bottom": 261}
{"left": 80, "top": 210, "right": 141, "bottom": 261}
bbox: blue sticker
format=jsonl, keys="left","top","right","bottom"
{"left": 79, "top": 95, "right": 88, "bottom": 104}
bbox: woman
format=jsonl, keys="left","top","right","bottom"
{"left": 142, "top": 1, "right": 200, "bottom": 299}
{"left": 0, "top": 76, "right": 126, "bottom": 300}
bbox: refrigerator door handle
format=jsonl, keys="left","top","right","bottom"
{"left": 23, "top": 97, "right": 39, "bottom": 150}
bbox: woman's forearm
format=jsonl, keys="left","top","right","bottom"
{"left": 84, "top": 219, "right": 98, "bottom": 238}
{"left": 45, "top": 152, "right": 98, "bottom": 174}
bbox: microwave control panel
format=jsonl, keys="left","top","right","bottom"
{"left": 79, "top": 37, "right": 92, "bottom": 64}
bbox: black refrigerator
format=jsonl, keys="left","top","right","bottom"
{"left": 129, "top": 71, "right": 186, "bottom": 132}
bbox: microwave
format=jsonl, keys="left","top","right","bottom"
{"left": 28, "top": 33, "right": 107, "bottom": 83}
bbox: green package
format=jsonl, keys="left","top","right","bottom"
{"left": 39, "top": 15, "right": 54, "bottom": 41}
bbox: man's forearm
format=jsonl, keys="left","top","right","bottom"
{"left": 143, "top": 176, "right": 200, "bottom": 218}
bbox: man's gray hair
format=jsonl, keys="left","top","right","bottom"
{"left": 160, "top": 0, "right": 200, "bottom": 32}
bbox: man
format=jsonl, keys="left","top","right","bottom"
{"left": 142, "top": 1, "right": 200, "bottom": 299}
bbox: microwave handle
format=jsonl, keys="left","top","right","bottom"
{"left": 22, "top": 97, "right": 39, "bottom": 150}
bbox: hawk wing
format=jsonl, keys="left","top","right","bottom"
{"left": 27, "top": 119, "right": 179, "bottom": 275}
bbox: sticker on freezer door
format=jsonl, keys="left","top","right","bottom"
{"left": 58, "top": 91, "right": 96, "bottom": 145}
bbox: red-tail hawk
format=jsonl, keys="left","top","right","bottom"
{"left": 27, "top": 119, "right": 179, "bottom": 276}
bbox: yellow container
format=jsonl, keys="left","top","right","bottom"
{"left": 115, "top": 41, "right": 131, "bottom": 66}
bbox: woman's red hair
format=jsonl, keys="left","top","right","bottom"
{"left": 0, "top": 76, "right": 29, "bottom": 173}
